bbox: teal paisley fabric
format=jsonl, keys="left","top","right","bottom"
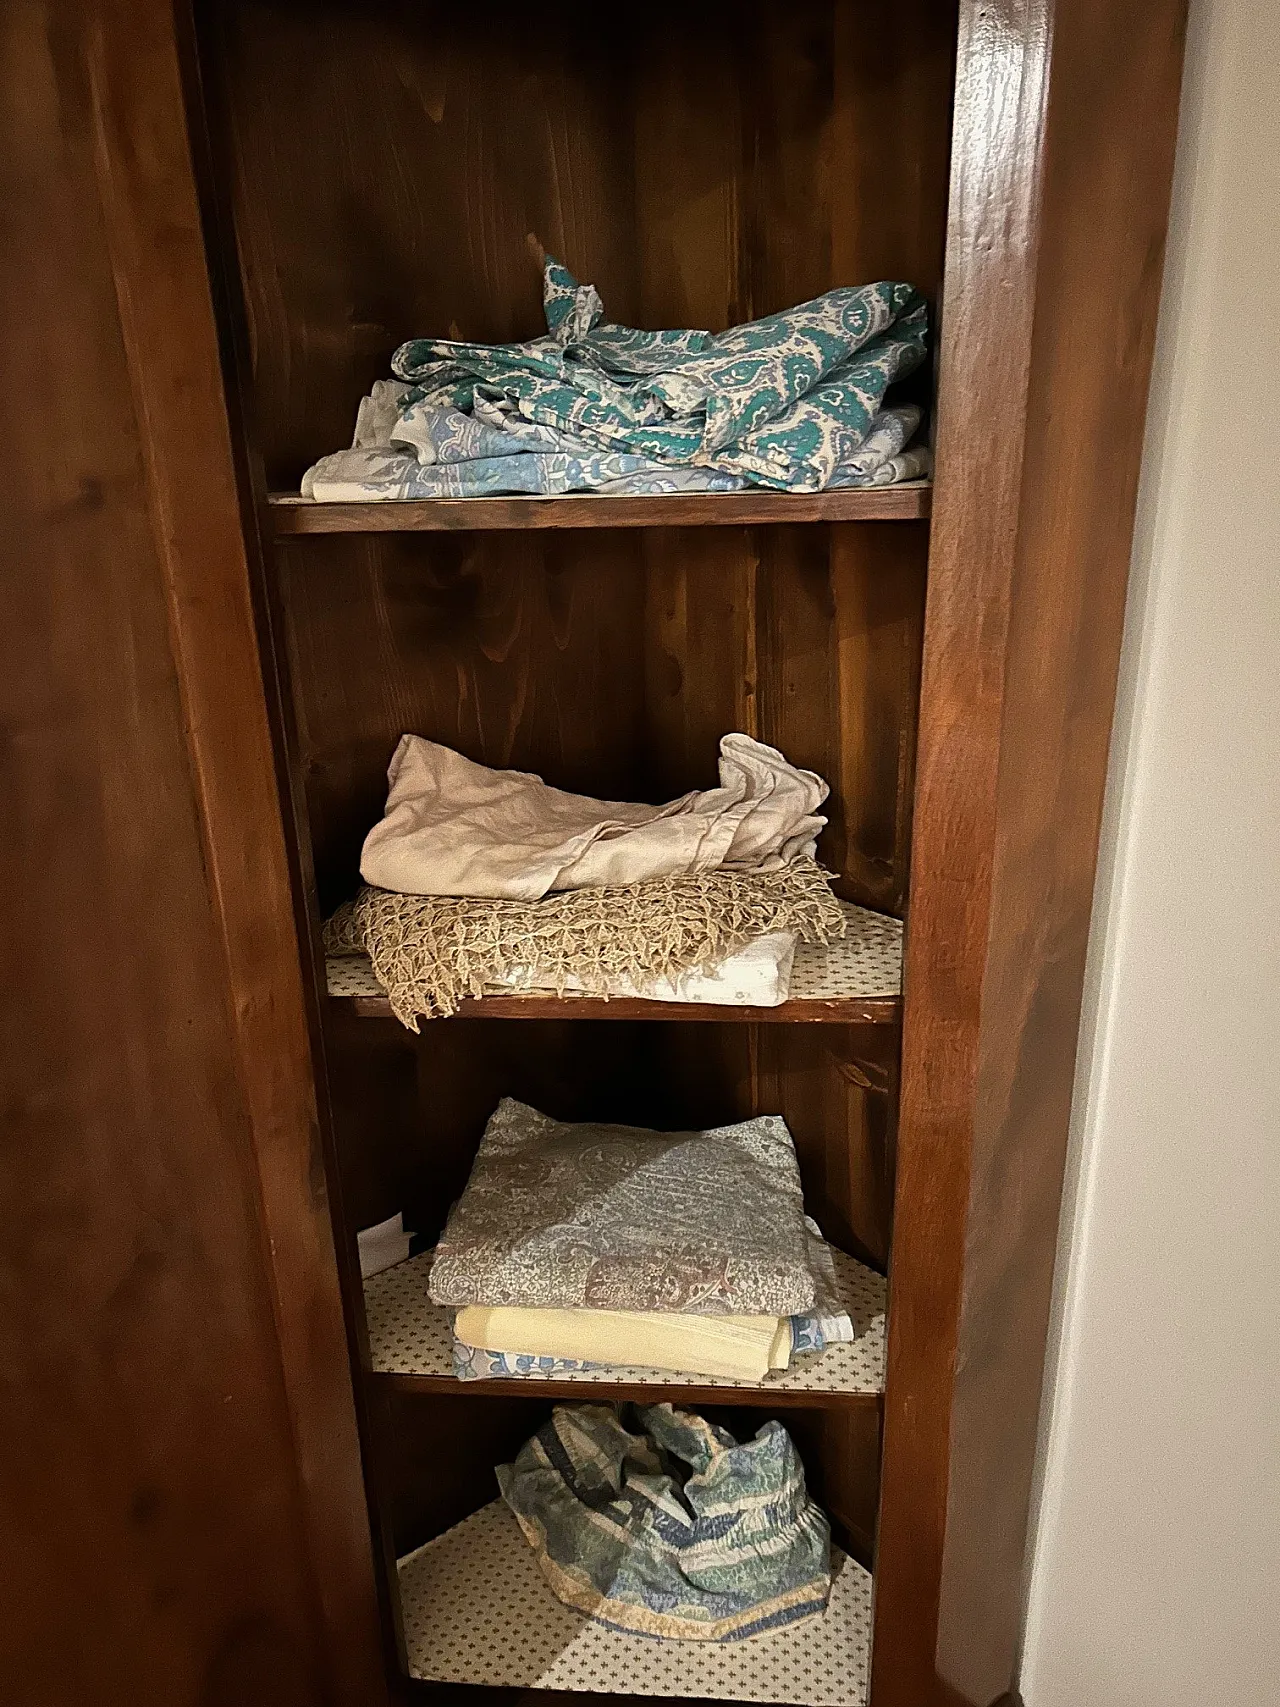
{"left": 300, "top": 260, "right": 930, "bottom": 501}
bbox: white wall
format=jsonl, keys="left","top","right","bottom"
{"left": 1018, "top": 1, "right": 1280, "bottom": 1702}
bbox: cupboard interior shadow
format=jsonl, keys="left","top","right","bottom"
{"left": 198, "top": 0, "right": 958, "bottom": 485}
{"left": 276, "top": 524, "right": 929, "bottom": 921}
{"left": 374, "top": 1385, "right": 883, "bottom": 1570}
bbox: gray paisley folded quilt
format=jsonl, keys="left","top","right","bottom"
{"left": 428, "top": 1099, "right": 816, "bottom": 1317}
{"left": 300, "top": 257, "right": 930, "bottom": 501}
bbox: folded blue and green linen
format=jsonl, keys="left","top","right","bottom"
{"left": 300, "top": 259, "right": 931, "bottom": 501}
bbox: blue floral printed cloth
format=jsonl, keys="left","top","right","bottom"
{"left": 299, "top": 260, "right": 930, "bottom": 501}
{"left": 497, "top": 1403, "right": 832, "bottom": 1640}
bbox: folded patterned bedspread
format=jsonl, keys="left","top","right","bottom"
{"left": 301, "top": 258, "right": 931, "bottom": 501}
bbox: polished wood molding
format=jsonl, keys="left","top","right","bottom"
{"left": 334, "top": 992, "right": 900, "bottom": 1026}
{"left": 268, "top": 485, "right": 932, "bottom": 534}
{"left": 375, "top": 1372, "right": 883, "bottom": 1411}
{"left": 873, "top": 1, "right": 1189, "bottom": 1704}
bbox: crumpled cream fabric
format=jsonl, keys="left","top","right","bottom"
{"left": 359, "top": 733, "right": 828, "bottom": 900}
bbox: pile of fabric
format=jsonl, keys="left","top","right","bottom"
{"left": 325, "top": 731, "right": 848, "bottom": 1025}
{"left": 498, "top": 1402, "right": 832, "bottom": 1639}
{"left": 300, "top": 258, "right": 930, "bottom": 501}
{"left": 431, "top": 1098, "right": 857, "bottom": 1384}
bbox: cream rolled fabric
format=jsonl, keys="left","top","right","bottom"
{"left": 453, "top": 1303, "right": 794, "bottom": 1384}
{"left": 359, "top": 732, "right": 828, "bottom": 900}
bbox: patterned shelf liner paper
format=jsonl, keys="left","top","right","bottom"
{"left": 398, "top": 1499, "right": 873, "bottom": 1705}
{"left": 365, "top": 1244, "right": 886, "bottom": 1396}
{"left": 326, "top": 899, "right": 903, "bottom": 1007}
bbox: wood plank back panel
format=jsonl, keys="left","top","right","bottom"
{"left": 330, "top": 1016, "right": 894, "bottom": 1292}
{"left": 279, "top": 522, "right": 923, "bottom": 916}
{"left": 754, "top": 523, "right": 928, "bottom": 914}
{"left": 205, "top": 0, "right": 956, "bottom": 487}
{"left": 641, "top": 523, "right": 928, "bottom": 912}
{"left": 200, "top": 0, "right": 640, "bottom": 487}
{"left": 276, "top": 533, "right": 648, "bottom": 915}
{"left": 0, "top": 4, "right": 381, "bottom": 1702}
{"left": 380, "top": 1391, "right": 878, "bottom": 1567}
{"left": 632, "top": 0, "right": 955, "bottom": 333}
{"left": 874, "top": 1, "right": 1189, "bottom": 1703}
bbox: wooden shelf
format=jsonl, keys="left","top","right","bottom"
{"left": 325, "top": 901, "right": 903, "bottom": 1026}
{"left": 268, "top": 482, "right": 931, "bottom": 535}
{"left": 398, "top": 1499, "right": 872, "bottom": 1704}
{"left": 364, "top": 1246, "right": 886, "bottom": 1407}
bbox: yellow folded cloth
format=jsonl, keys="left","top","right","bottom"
{"left": 453, "top": 1304, "right": 794, "bottom": 1383}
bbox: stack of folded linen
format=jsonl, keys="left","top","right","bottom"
{"left": 324, "top": 731, "right": 847, "bottom": 1025}
{"left": 301, "top": 256, "right": 931, "bottom": 502}
{"left": 452, "top": 1216, "right": 856, "bottom": 1383}
{"left": 429, "top": 1099, "right": 855, "bottom": 1384}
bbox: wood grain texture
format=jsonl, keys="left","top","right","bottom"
{"left": 79, "top": 14, "right": 389, "bottom": 1700}
{"left": 275, "top": 532, "right": 649, "bottom": 917}
{"left": 342, "top": 1021, "right": 675, "bottom": 1248}
{"left": 269, "top": 487, "right": 932, "bottom": 533}
{"left": 0, "top": 4, "right": 376, "bottom": 1702}
{"left": 873, "top": 1, "right": 1189, "bottom": 1704}
{"left": 379, "top": 1391, "right": 877, "bottom": 1568}
{"left": 333, "top": 991, "right": 900, "bottom": 1026}
{"left": 934, "top": 0, "right": 1190, "bottom": 1695}
{"left": 275, "top": 518, "right": 924, "bottom": 921}
{"left": 755, "top": 1028, "right": 899, "bottom": 1276}
{"left": 754, "top": 524, "right": 928, "bottom": 914}
{"left": 82, "top": 5, "right": 389, "bottom": 1699}
{"left": 204, "top": 0, "right": 953, "bottom": 488}
{"left": 200, "top": 0, "right": 640, "bottom": 487}
{"left": 641, "top": 522, "right": 928, "bottom": 912}
{"left": 378, "top": 1372, "right": 882, "bottom": 1417}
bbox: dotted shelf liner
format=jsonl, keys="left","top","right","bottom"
{"left": 399, "top": 1499, "right": 872, "bottom": 1705}
{"left": 365, "top": 1246, "right": 886, "bottom": 1396}
{"left": 326, "top": 900, "right": 903, "bottom": 1005}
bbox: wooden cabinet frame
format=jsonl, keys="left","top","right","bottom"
{"left": 16, "top": 1, "right": 1186, "bottom": 1702}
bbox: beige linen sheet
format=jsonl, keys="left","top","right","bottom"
{"left": 360, "top": 732, "right": 828, "bottom": 900}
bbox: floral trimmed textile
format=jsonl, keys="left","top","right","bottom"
{"left": 300, "top": 259, "right": 929, "bottom": 500}
{"left": 497, "top": 1403, "right": 832, "bottom": 1640}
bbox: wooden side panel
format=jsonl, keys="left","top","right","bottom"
{"left": 0, "top": 3, "right": 382, "bottom": 1703}
{"left": 935, "top": 0, "right": 1191, "bottom": 1694}
{"left": 874, "top": 1, "right": 1189, "bottom": 1703}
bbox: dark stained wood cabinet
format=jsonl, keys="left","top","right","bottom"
{"left": 1, "top": 1, "right": 1187, "bottom": 1704}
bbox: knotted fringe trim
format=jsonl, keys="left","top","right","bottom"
{"left": 324, "top": 858, "right": 846, "bottom": 1030}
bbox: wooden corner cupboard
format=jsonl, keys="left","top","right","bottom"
{"left": 2, "top": 1, "right": 1187, "bottom": 1704}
